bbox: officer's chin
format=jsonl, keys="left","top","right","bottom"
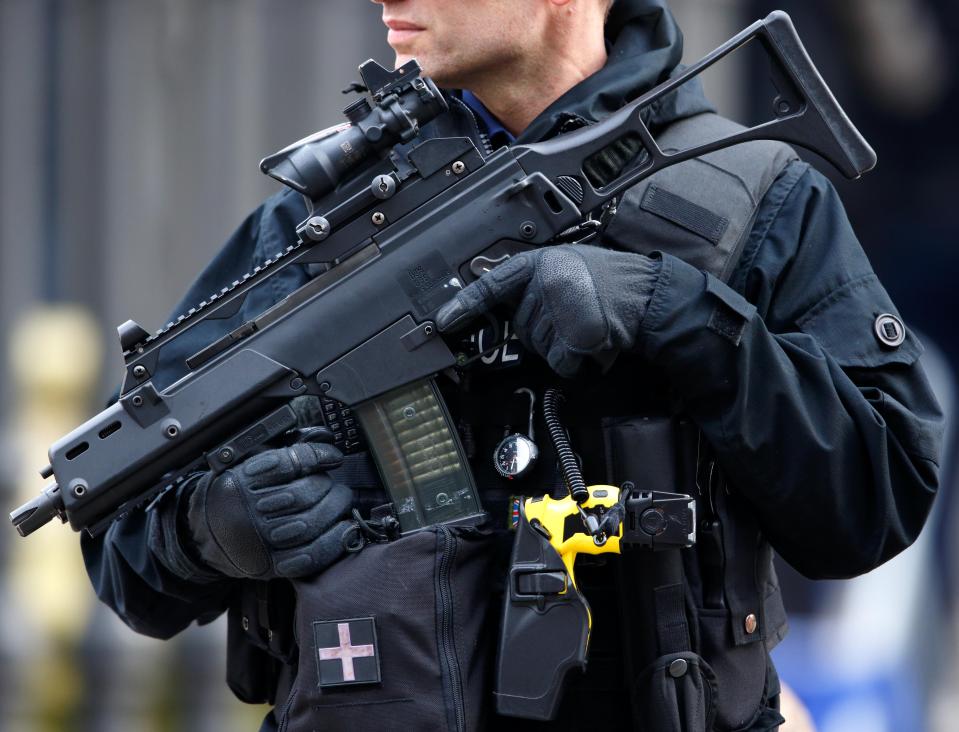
{"left": 392, "top": 52, "right": 416, "bottom": 71}
{"left": 394, "top": 52, "right": 461, "bottom": 90}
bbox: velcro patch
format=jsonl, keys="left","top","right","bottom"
{"left": 704, "top": 274, "right": 754, "bottom": 346}
{"left": 641, "top": 185, "right": 730, "bottom": 245}
{"left": 314, "top": 617, "right": 381, "bottom": 687}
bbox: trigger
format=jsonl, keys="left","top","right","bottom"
{"left": 470, "top": 253, "right": 511, "bottom": 278}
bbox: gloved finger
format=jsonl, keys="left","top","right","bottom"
{"left": 239, "top": 442, "right": 344, "bottom": 489}
{"left": 512, "top": 286, "right": 556, "bottom": 363}
{"left": 274, "top": 520, "right": 352, "bottom": 578}
{"left": 591, "top": 350, "right": 620, "bottom": 373}
{"left": 435, "top": 252, "right": 536, "bottom": 332}
{"left": 529, "top": 312, "right": 557, "bottom": 361}
{"left": 294, "top": 441, "right": 345, "bottom": 472}
{"left": 546, "top": 340, "right": 585, "bottom": 379}
{"left": 253, "top": 473, "right": 336, "bottom": 518}
{"left": 512, "top": 290, "right": 541, "bottom": 353}
{"left": 263, "top": 482, "right": 353, "bottom": 550}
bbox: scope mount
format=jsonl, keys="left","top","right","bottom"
{"left": 358, "top": 59, "right": 424, "bottom": 102}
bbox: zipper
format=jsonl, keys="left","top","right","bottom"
{"left": 436, "top": 525, "right": 466, "bottom": 732}
{"left": 449, "top": 95, "right": 494, "bottom": 157}
{"left": 276, "top": 688, "right": 297, "bottom": 732}
{"left": 556, "top": 114, "right": 589, "bottom": 136}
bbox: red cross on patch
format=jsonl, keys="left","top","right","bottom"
{"left": 314, "top": 617, "right": 381, "bottom": 687}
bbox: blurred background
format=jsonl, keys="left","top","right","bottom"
{"left": 0, "top": 0, "right": 955, "bottom": 730}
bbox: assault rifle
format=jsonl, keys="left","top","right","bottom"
{"left": 11, "top": 12, "right": 874, "bottom": 538}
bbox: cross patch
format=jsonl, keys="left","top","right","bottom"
{"left": 314, "top": 617, "right": 381, "bottom": 687}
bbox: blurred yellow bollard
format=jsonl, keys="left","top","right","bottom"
{"left": 6, "top": 305, "right": 102, "bottom": 730}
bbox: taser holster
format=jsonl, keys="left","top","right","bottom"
{"left": 493, "top": 499, "right": 593, "bottom": 720}
{"left": 494, "top": 415, "right": 700, "bottom": 723}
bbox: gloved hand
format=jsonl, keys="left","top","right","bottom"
{"left": 436, "top": 244, "right": 661, "bottom": 377}
{"left": 184, "top": 432, "right": 353, "bottom": 580}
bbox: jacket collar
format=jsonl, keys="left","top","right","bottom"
{"left": 516, "top": 0, "right": 713, "bottom": 142}
{"left": 423, "top": 0, "right": 713, "bottom": 150}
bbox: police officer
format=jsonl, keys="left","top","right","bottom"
{"left": 81, "top": 1, "right": 943, "bottom": 730}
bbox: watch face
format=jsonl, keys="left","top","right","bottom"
{"left": 494, "top": 435, "right": 538, "bottom": 478}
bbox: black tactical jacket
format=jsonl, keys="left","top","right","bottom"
{"left": 81, "top": 1, "right": 943, "bottom": 730}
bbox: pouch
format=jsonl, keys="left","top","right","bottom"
{"left": 632, "top": 651, "right": 717, "bottom": 732}
{"left": 276, "top": 525, "right": 497, "bottom": 732}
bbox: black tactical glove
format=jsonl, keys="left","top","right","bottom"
{"left": 184, "top": 434, "right": 353, "bottom": 580}
{"left": 436, "top": 244, "right": 661, "bottom": 377}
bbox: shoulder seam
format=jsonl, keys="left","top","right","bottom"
{"left": 734, "top": 161, "right": 811, "bottom": 289}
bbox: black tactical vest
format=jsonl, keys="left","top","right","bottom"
{"left": 236, "top": 112, "right": 800, "bottom": 732}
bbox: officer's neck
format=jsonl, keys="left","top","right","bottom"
{"left": 466, "top": 33, "right": 607, "bottom": 137}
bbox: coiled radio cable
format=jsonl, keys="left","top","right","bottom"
{"left": 543, "top": 388, "right": 588, "bottom": 504}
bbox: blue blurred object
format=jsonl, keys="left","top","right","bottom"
{"left": 775, "top": 619, "right": 926, "bottom": 732}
